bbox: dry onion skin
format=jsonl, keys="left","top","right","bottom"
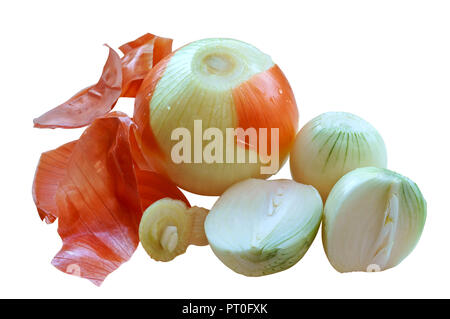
{"left": 205, "top": 179, "right": 323, "bottom": 276}
{"left": 33, "top": 46, "right": 122, "bottom": 129}
{"left": 119, "top": 33, "right": 173, "bottom": 97}
{"left": 139, "top": 198, "right": 208, "bottom": 262}
{"left": 134, "top": 38, "right": 299, "bottom": 195}
{"left": 290, "top": 112, "right": 387, "bottom": 200}
{"left": 322, "top": 167, "right": 426, "bottom": 273}
{"left": 32, "top": 112, "right": 189, "bottom": 285}
{"left": 33, "top": 33, "right": 173, "bottom": 129}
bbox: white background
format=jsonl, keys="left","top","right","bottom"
{"left": 0, "top": 0, "right": 449, "bottom": 298}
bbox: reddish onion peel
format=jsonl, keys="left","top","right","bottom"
{"left": 233, "top": 65, "right": 298, "bottom": 157}
{"left": 133, "top": 53, "right": 174, "bottom": 174}
{"left": 119, "top": 33, "right": 173, "bottom": 98}
{"left": 33, "top": 46, "right": 122, "bottom": 129}
{"left": 33, "top": 112, "right": 187, "bottom": 285}
{"left": 32, "top": 141, "right": 77, "bottom": 224}
{"left": 33, "top": 34, "right": 173, "bottom": 129}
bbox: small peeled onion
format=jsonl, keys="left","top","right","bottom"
{"left": 134, "top": 38, "right": 298, "bottom": 195}
{"left": 322, "top": 167, "right": 427, "bottom": 273}
{"left": 205, "top": 179, "right": 323, "bottom": 276}
{"left": 139, "top": 198, "right": 208, "bottom": 262}
{"left": 290, "top": 112, "right": 387, "bottom": 200}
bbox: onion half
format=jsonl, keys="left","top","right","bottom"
{"left": 323, "top": 167, "right": 426, "bottom": 273}
{"left": 205, "top": 179, "right": 323, "bottom": 276}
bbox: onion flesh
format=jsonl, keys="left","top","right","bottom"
{"left": 322, "top": 167, "right": 426, "bottom": 273}
{"left": 205, "top": 179, "right": 323, "bottom": 276}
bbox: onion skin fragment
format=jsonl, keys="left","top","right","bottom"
{"left": 119, "top": 33, "right": 173, "bottom": 98}
{"left": 34, "top": 112, "right": 188, "bottom": 285}
{"left": 134, "top": 53, "right": 174, "bottom": 174}
{"left": 134, "top": 38, "right": 299, "bottom": 196}
{"left": 32, "top": 141, "right": 77, "bottom": 223}
{"left": 33, "top": 46, "right": 122, "bottom": 129}
{"left": 52, "top": 114, "right": 142, "bottom": 286}
{"left": 322, "top": 167, "right": 427, "bottom": 273}
{"left": 233, "top": 65, "right": 298, "bottom": 158}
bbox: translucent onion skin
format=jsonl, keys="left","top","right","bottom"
{"left": 322, "top": 167, "right": 427, "bottom": 273}
{"left": 205, "top": 179, "right": 323, "bottom": 276}
{"left": 34, "top": 112, "right": 189, "bottom": 286}
{"left": 33, "top": 46, "right": 122, "bottom": 129}
{"left": 134, "top": 38, "right": 298, "bottom": 195}
{"left": 119, "top": 33, "right": 173, "bottom": 98}
{"left": 290, "top": 112, "right": 387, "bottom": 200}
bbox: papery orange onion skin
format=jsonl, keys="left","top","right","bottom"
{"left": 119, "top": 33, "right": 173, "bottom": 98}
{"left": 133, "top": 53, "right": 174, "bottom": 175}
{"left": 233, "top": 65, "right": 298, "bottom": 158}
{"left": 51, "top": 113, "right": 141, "bottom": 286}
{"left": 32, "top": 141, "right": 77, "bottom": 224}
{"left": 33, "top": 112, "right": 187, "bottom": 285}
{"left": 33, "top": 46, "right": 122, "bottom": 129}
